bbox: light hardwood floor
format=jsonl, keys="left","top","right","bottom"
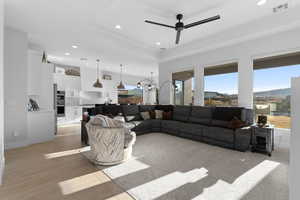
{"left": 0, "top": 124, "right": 134, "bottom": 200}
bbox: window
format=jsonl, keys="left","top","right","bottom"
{"left": 118, "top": 85, "right": 143, "bottom": 104}
{"left": 253, "top": 65, "right": 300, "bottom": 129}
{"left": 172, "top": 70, "right": 194, "bottom": 105}
{"left": 174, "top": 80, "right": 184, "bottom": 105}
{"left": 204, "top": 72, "right": 238, "bottom": 107}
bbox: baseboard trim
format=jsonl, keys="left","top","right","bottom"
{"left": 0, "top": 156, "right": 4, "bottom": 185}
{"left": 4, "top": 140, "right": 28, "bottom": 150}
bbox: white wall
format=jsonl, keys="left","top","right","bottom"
{"left": 290, "top": 77, "right": 300, "bottom": 200}
{"left": 28, "top": 51, "right": 54, "bottom": 110}
{"left": 0, "top": 0, "right": 4, "bottom": 185}
{"left": 4, "top": 27, "right": 28, "bottom": 149}
{"left": 159, "top": 27, "right": 300, "bottom": 105}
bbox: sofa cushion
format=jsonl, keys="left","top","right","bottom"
{"left": 211, "top": 120, "right": 230, "bottom": 128}
{"left": 212, "top": 107, "right": 243, "bottom": 121}
{"left": 103, "top": 104, "right": 121, "bottom": 116}
{"left": 207, "top": 127, "right": 235, "bottom": 143}
{"left": 149, "top": 119, "right": 162, "bottom": 128}
{"left": 122, "top": 105, "right": 142, "bottom": 122}
{"left": 132, "top": 120, "right": 152, "bottom": 133}
{"left": 189, "top": 106, "right": 212, "bottom": 125}
{"left": 180, "top": 123, "right": 204, "bottom": 136}
{"left": 155, "top": 105, "right": 174, "bottom": 112}
{"left": 161, "top": 120, "right": 183, "bottom": 132}
{"left": 139, "top": 105, "right": 155, "bottom": 112}
{"left": 173, "top": 106, "right": 191, "bottom": 122}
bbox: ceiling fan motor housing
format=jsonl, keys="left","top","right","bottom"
{"left": 175, "top": 22, "right": 184, "bottom": 31}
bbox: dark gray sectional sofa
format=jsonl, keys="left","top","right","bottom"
{"left": 82, "top": 104, "right": 253, "bottom": 152}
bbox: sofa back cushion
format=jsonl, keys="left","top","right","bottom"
{"left": 212, "top": 107, "right": 243, "bottom": 121}
{"left": 173, "top": 106, "right": 191, "bottom": 122}
{"left": 189, "top": 106, "right": 212, "bottom": 125}
{"left": 103, "top": 104, "right": 121, "bottom": 116}
{"left": 94, "top": 106, "right": 104, "bottom": 115}
{"left": 211, "top": 107, "right": 245, "bottom": 128}
{"left": 122, "top": 105, "right": 142, "bottom": 122}
{"left": 139, "top": 105, "right": 155, "bottom": 112}
{"left": 155, "top": 105, "right": 174, "bottom": 112}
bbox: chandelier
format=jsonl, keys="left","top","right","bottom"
{"left": 137, "top": 72, "right": 156, "bottom": 91}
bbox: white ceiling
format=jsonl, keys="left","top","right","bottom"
{"left": 4, "top": 0, "right": 300, "bottom": 76}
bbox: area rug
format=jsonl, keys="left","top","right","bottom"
{"left": 95, "top": 133, "right": 288, "bottom": 200}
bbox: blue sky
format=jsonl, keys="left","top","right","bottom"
{"left": 204, "top": 64, "right": 300, "bottom": 94}
{"left": 124, "top": 65, "right": 300, "bottom": 95}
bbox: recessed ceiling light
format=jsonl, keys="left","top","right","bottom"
{"left": 72, "top": 45, "right": 78, "bottom": 49}
{"left": 115, "top": 25, "right": 122, "bottom": 29}
{"left": 156, "top": 42, "right": 161, "bottom": 46}
{"left": 65, "top": 52, "right": 71, "bottom": 56}
{"left": 257, "top": 0, "right": 267, "bottom": 6}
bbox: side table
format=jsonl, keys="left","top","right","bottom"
{"left": 251, "top": 125, "right": 275, "bottom": 156}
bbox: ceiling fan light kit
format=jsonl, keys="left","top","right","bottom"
{"left": 145, "top": 13, "right": 221, "bottom": 44}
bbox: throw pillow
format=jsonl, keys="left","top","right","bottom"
{"left": 228, "top": 117, "right": 246, "bottom": 129}
{"left": 163, "top": 111, "right": 172, "bottom": 120}
{"left": 155, "top": 110, "right": 163, "bottom": 119}
{"left": 141, "top": 112, "right": 151, "bottom": 120}
{"left": 126, "top": 116, "right": 136, "bottom": 122}
{"left": 149, "top": 110, "right": 156, "bottom": 119}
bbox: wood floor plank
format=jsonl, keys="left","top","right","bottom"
{"left": 0, "top": 124, "right": 134, "bottom": 200}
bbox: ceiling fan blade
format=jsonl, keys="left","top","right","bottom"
{"left": 175, "top": 30, "right": 181, "bottom": 44}
{"left": 184, "top": 15, "right": 220, "bottom": 29}
{"left": 145, "top": 20, "right": 175, "bottom": 29}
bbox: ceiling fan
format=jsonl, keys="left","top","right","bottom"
{"left": 145, "top": 14, "right": 221, "bottom": 45}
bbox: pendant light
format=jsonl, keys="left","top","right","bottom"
{"left": 42, "top": 51, "right": 47, "bottom": 63}
{"left": 93, "top": 59, "right": 103, "bottom": 88}
{"left": 148, "top": 72, "right": 154, "bottom": 91}
{"left": 137, "top": 82, "right": 142, "bottom": 89}
{"left": 117, "top": 64, "right": 125, "bottom": 90}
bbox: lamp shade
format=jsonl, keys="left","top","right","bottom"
{"left": 117, "top": 81, "right": 125, "bottom": 90}
{"left": 93, "top": 59, "right": 103, "bottom": 88}
{"left": 93, "top": 78, "right": 103, "bottom": 88}
{"left": 42, "top": 51, "right": 47, "bottom": 63}
{"left": 137, "top": 82, "right": 141, "bottom": 88}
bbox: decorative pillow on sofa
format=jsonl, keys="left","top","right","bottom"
{"left": 149, "top": 110, "right": 156, "bottom": 119}
{"left": 141, "top": 112, "right": 151, "bottom": 120}
{"left": 155, "top": 110, "right": 163, "bottom": 119}
{"left": 163, "top": 111, "right": 172, "bottom": 120}
{"left": 228, "top": 117, "right": 246, "bottom": 129}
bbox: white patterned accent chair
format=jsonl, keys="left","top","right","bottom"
{"left": 85, "top": 115, "right": 136, "bottom": 165}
